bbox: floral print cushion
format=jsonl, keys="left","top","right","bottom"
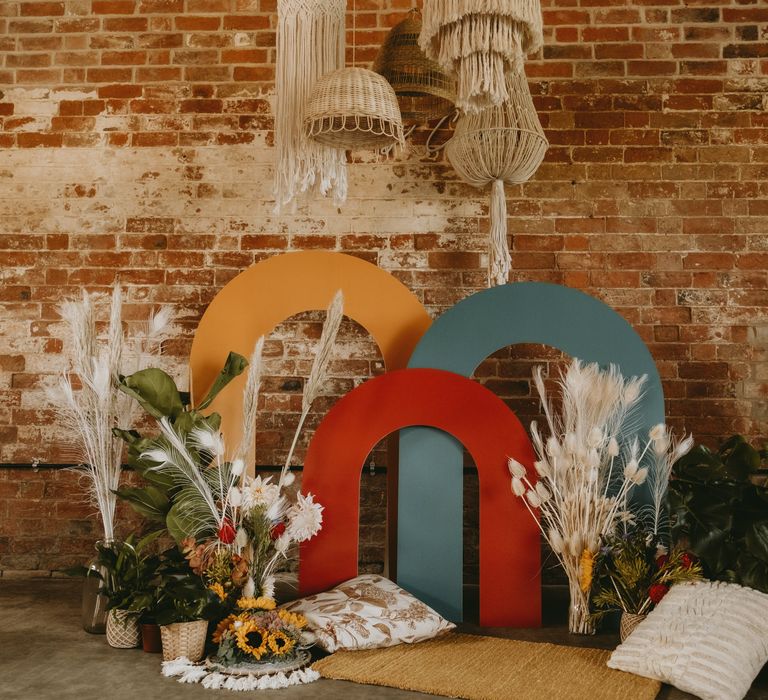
{"left": 282, "top": 574, "right": 456, "bottom": 652}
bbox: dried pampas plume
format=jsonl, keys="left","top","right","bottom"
{"left": 279, "top": 290, "right": 344, "bottom": 487}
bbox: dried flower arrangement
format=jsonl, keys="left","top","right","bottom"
{"left": 47, "top": 284, "right": 173, "bottom": 543}
{"left": 508, "top": 359, "right": 694, "bottom": 634}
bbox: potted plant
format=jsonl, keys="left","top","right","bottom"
{"left": 591, "top": 528, "right": 703, "bottom": 641}
{"left": 96, "top": 532, "right": 162, "bottom": 649}
{"left": 154, "top": 547, "right": 221, "bottom": 662}
{"left": 669, "top": 435, "right": 768, "bottom": 593}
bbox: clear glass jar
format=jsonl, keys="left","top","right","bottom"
{"left": 81, "top": 540, "right": 114, "bottom": 634}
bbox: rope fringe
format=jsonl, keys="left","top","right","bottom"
{"left": 162, "top": 657, "right": 321, "bottom": 691}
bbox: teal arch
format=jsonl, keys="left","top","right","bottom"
{"left": 397, "top": 282, "right": 664, "bottom": 622}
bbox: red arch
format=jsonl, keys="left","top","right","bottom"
{"left": 299, "top": 368, "right": 541, "bottom": 627}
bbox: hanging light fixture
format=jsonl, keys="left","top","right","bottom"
{"left": 305, "top": 0, "right": 405, "bottom": 151}
{"left": 445, "top": 70, "right": 548, "bottom": 286}
{"left": 419, "top": 0, "right": 543, "bottom": 114}
{"left": 373, "top": 10, "right": 456, "bottom": 124}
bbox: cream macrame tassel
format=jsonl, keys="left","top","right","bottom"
{"left": 489, "top": 179, "right": 511, "bottom": 286}
{"left": 274, "top": 0, "right": 348, "bottom": 212}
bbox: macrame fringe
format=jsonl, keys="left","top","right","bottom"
{"left": 419, "top": 0, "right": 543, "bottom": 61}
{"left": 162, "top": 657, "right": 321, "bottom": 692}
{"left": 274, "top": 0, "right": 348, "bottom": 212}
{"left": 489, "top": 179, "right": 511, "bottom": 287}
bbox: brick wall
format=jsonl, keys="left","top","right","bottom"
{"left": 0, "top": 0, "right": 766, "bottom": 576}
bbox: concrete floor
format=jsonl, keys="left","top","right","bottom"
{"left": 1, "top": 579, "right": 766, "bottom": 700}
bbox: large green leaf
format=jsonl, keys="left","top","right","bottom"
{"left": 114, "top": 485, "right": 170, "bottom": 522}
{"left": 196, "top": 351, "right": 248, "bottom": 410}
{"left": 746, "top": 521, "right": 768, "bottom": 563}
{"left": 165, "top": 501, "right": 204, "bottom": 544}
{"left": 119, "top": 368, "right": 185, "bottom": 419}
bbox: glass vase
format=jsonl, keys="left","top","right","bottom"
{"left": 567, "top": 578, "right": 595, "bottom": 635}
{"left": 81, "top": 540, "right": 114, "bottom": 634}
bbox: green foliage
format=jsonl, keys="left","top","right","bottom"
{"left": 94, "top": 531, "right": 163, "bottom": 612}
{"left": 153, "top": 546, "right": 223, "bottom": 626}
{"left": 670, "top": 435, "right": 768, "bottom": 592}
{"left": 113, "top": 352, "right": 247, "bottom": 540}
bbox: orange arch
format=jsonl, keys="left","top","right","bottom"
{"left": 189, "top": 251, "right": 432, "bottom": 450}
{"left": 299, "top": 368, "right": 541, "bottom": 627}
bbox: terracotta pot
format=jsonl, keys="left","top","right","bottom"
{"left": 141, "top": 623, "right": 162, "bottom": 653}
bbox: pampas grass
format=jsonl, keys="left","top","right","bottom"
{"left": 47, "top": 284, "right": 174, "bottom": 542}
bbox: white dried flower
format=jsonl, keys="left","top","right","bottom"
{"left": 233, "top": 620, "right": 243, "bottom": 630}
{"left": 227, "top": 486, "right": 242, "bottom": 507}
{"left": 653, "top": 437, "right": 670, "bottom": 456}
{"left": 568, "top": 533, "right": 582, "bottom": 557}
{"left": 243, "top": 577, "right": 255, "bottom": 598}
{"left": 234, "top": 527, "right": 248, "bottom": 550}
{"left": 231, "top": 458, "right": 245, "bottom": 477}
{"left": 511, "top": 477, "right": 526, "bottom": 497}
{"left": 190, "top": 426, "right": 225, "bottom": 457}
{"left": 286, "top": 493, "right": 323, "bottom": 542}
{"left": 546, "top": 436, "right": 561, "bottom": 457}
{"left": 655, "top": 543, "right": 669, "bottom": 557}
{"left": 535, "top": 482, "right": 551, "bottom": 502}
{"left": 632, "top": 467, "right": 648, "bottom": 485}
{"left": 241, "top": 475, "right": 280, "bottom": 511}
{"left": 619, "top": 510, "right": 636, "bottom": 525}
{"left": 649, "top": 423, "right": 666, "bottom": 441}
{"left": 534, "top": 460, "right": 551, "bottom": 479}
{"left": 623, "top": 459, "right": 639, "bottom": 481}
{"left": 143, "top": 448, "right": 170, "bottom": 465}
{"left": 673, "top": 435, "right": 695, "bottom": 461}
{"left": 526, "top": 490, "right": 542, "bottom": 508}
{"left": 564, "top": 433, "right": 577, "bottom": 454}
{"left": 587, "top": 427, "right": 603, "bottom": 449}
{"left": 261, "top": 575, "right": 275, "bottom": 600}
{"left": 275, "top": 532, "right": 291, "bottom": 555}
{"left": 587, "top": 448, "right": 600, "bottom": 470}
{"left": 507, "top": 457, "right": 527, "bottom": 479}
{"left": 282, "top": 471, "right": 296, "bottom": 486}
{"left": 607, "top": 437, "right": 620, "bottom": 457}
{"left": 588, "top": 467, "right": 598, "bottom": 484}
{"left": 549, "top": 529, "right": 564, "bottom": 554}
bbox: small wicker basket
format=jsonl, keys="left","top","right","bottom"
{"left": 619, "top": 612, "right": 647, "bottom": 642}
{"left": 106, "top": 609, "right": 141, "bottom": 649}
{"left": 160, "top": 619, "right": 208, "bottom": 662}
{"left": 304, "top": 67, "right": 405, "bottom": 150}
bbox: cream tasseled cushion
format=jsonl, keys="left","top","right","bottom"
{"left": 608, "top": 580, "right": 768, "bottom": 700}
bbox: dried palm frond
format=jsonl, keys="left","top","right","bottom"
{"left": 237, "top": 337, "right": 265, "bottom": 464}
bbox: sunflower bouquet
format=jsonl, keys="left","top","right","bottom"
{"left": 211, "top": 596, "right": 310, "bottom": 667}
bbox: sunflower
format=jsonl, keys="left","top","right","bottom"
{"left": 235, "top": 621, "right": 269, "bottom": 660}
{"left": 267, "top": 630, "right": 295, "bottom": 656}
{"left": 212, "top": 614, "right": 235, "bottom": 644}
{"left": 208, "top": 582, "right": 227, "bottom": 601}
{"left": 277, "top": 609, "right": 307, "bottom": 630}
{"left": 237, "top": 596, "right": 276, "bottom": 611}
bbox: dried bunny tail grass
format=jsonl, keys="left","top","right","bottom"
{"left": 237, "top": 336, "right": 265, "bottom": 463}
{"left": 279, "top": 290, "right": 344, "bottom": 487}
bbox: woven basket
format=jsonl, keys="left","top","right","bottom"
{"left": 619, "top": 612, "right": 647, "bottom": 642}
{"left": 305, "top": 67, "right": 405, "bottom": 150}
{"left": 373, "top": 12, "right": 456, "bottom": 123}
{"left": 160, "top": 619, "right": 208, "bottom": 662}
{"left": 106, "top": 609, "right": 140, "bottom": 649}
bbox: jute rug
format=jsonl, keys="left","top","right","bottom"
{"left": 312, "top": 633, "right": 660, "bottom": 700}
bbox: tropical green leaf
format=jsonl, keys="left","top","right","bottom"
{"left": 119, "top": 368, "right": 185, "bottom": 419}
{"left": 746, "top": 521, "right": 768, "bottom": 563}
{"left": 196, "top": 351, "right": 248, "bottom": 410}
{"left": 114, "top": 485, "right": 170, "bottom": 522}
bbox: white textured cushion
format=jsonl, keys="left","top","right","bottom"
{"left": 608, "top": 581, "right": 768, "bottom": 700}
{"left": 282, "top": 574, "right": 455, "bottom": 653}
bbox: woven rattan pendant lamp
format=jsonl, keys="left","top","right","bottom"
{"left": 445, "top": 70, "right": 548, "bottom": 286}
{"left": 373, "top": 10, "right": 456, "bottom": 124}
{"left": 305, "top": 1, "right": 405, "bottom": 151}
{"left": 419, "top": 0, "right": 543, "bottom": 114}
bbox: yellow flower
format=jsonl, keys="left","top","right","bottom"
{"left": 580, "top": 548, "right": 594, "bottom": 593}
{"left": 209, "top": 582, "right": 227, "bottom": 601}
{"left": 237, "top": 596, "right": 276, "bottom": 611}
{"left": 212, "top": 614, "right": 235, "bottom": 644}
{"left": 277, "top": 609, "right": 307, "bottom": 630}
{"left": 267, "top": 630, "right": 295, "bottom": 656}
{"left": 235, "top": 621, "right": 269, "bottom": 660}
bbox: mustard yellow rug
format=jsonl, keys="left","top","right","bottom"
{"left": 312, "top": 633, "right": 660, "bottom": 700}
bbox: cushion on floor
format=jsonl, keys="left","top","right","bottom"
{"left": 281, "top": 574, "right": 455, "bottom": 652}
{"left": 608, "top": 580, "right": 768, "bottom": 700}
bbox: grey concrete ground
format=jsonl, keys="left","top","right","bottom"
{"left": 0, "top": 579, "right": 765, "bottom": 700}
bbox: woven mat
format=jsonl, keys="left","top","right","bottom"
{"left": 312, "top": 633, "right": 660, "bottom": 700}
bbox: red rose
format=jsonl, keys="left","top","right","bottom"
{"left": 218, "top": 518, "right": 236, "bottom": 544}
{"left": 680, "top": 552, "right": 695, "bottom": 569}
{"left": 649, "top": 584, "right": 669, "bottom": 604}
{"left": 270, "top": 522, "right": 286, "bottom": 540}
{"left": 655, "top": 554, "right": 669, "bottom": 569}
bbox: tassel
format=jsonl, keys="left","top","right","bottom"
{"left": 488, "top": 179, "right": 511, "bottom": 286}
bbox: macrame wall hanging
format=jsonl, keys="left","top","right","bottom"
{"left": 419, "top": 0, "right": 543, "bottom": 113}
{"left": 445, "top": 70, "right": 548, "bottom": 286}
{"left": 373, "top": 10, "right": 456, "bottom": 124}
{"left": 274, "top": 0, "right": 348, "bottom": 212}
{"left": 305, "top": 0, "right": 405, "bottom": 151}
